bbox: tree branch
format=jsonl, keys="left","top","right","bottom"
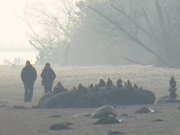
{"left": 87, "top": 6, "right": 167, "bottom": 64}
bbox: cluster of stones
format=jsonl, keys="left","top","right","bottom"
{"left": 169, "top": 76, "right": 177, "bottom": 100}
{"left": 38, "top": 76, "right": 156, "bottom": 108}
{"left": 71, "top": 78, "right": 142, "bottom": 92}
{"left": 157, "top": 76, "right": 179, "bottom": 104}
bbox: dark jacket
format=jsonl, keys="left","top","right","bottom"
{"left": 41, "top": 67, "right": 56, "bottom": 84}
{"left": 21, "top": 65, "right": 37, "bottom": 85}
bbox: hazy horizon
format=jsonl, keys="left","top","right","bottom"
{"left": 0, "top": 0, "right": 179, "bottom": 67}
{"left": 0, "top": 0, "right": 63, "bottom": 64}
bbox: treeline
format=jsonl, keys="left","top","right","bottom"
{"left": 26, "top": 0, "right": 180, "bottom": 67}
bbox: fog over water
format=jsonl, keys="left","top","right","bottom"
{"left": 0, "top": 0, "right": 69, "bottom": 65}
{"left": 0, "top": 50, "right": 37, "bottom": 65}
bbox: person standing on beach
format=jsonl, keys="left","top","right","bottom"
{"left": 41, "top": 63, "right": 56, "bottom": 94}
{"left": 21, "top": 60, "right": 37, "bottom": 102}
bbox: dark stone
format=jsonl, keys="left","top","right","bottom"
{"left": 152, "top": 119, "right": 164, "bottom": 122}
{"left": 135, "top": 107, "right": 155, "bottom": 114}
{"left": 49, "top": 114, "right": 61, "bottom": 118}
{"left": 107, "top": 130, "right": 126, "bottom": 135}
{"left": 49, "top": 122, "right": 73, "bottom": 130}
{"left": 11, "top": 105, "right": 30, "bottom": 109}
{"left": 94, "top": 115, "right": 120, "bottom": 125}
{"left": 120, "top": 113, "right": 129, "bottom": 117}
{"left": 43, "top": 87, "right": 155, "bottom": 108}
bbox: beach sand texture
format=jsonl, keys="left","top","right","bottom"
{"left": 0, "top": 65, "right": 180, "bottom": 135}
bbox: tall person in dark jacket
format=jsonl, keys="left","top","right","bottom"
{"left": 21, "top": 60, "right": 37, "bottom": 102}
{"left": 41, "top": 63, "right": 56, "bottom": 94}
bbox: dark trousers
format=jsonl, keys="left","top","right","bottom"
{"left": 24, "top": 83, "right": 34, "bottom": 102}
{"left": 44, "top": 81, "right": 53, "bottom": 94}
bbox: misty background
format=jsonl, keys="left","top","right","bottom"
{"left": 0, "top": 0, "right": 180, "bottom": 68}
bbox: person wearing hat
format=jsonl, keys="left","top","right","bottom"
{"left": 41, "top": 63, "right": 56, "bottom": 94}
{"left": 21, "top": 60, "right": 37, "bottom": 102}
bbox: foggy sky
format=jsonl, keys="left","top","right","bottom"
{"left": 0, "top": 0, "right": 66, "bottom": 49}
{"left": 0, "top": 0, "right": 27, "bottom": 48}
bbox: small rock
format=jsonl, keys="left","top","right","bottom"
{"left": 120, "top": 113, "right": 129, "bottom": 117}
{"left": 135, "top": 107, "right": 155, "bottom": 114}
{"left": 152, "top": 119, "right": 164, "bottom": 122}
{"left": 107, "top": 130, "right": 126, "bottom": 135}
{"left": 49, "top": 122, "right": 73, "bottom": 130}
{"left": 94, "top": 115, "right": 120, "bottom": 125}
{"left": 49, "top": 114, "right": 61, "bottom": 118}
{"left": 0, "top": 104, "right": 10, "bottom": 108}
{"left": 11, "top": 105, "right": 30, "bottom": 109}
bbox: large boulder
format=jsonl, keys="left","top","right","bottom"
{"left": 38, "top": 92, "right": 53, "bottom": 108}
{"left": 44, "top": 87, "right": 155, "bottom": 108}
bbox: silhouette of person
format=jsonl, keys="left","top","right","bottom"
{"left": 21, "top": 60, "right": 37, "bottom": 102}
{"left": 41, "top": 63, "right": 56, "bottom": 94}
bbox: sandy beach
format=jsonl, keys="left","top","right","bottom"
{"left": 0, "top": 103, "right": 180, "bottom": 135}
{"left": 0, "top": 65, "right": 180, "bottom": 135}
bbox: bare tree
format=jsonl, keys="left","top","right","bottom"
{"left": 24, "top": 0, "right": 180, "bottom": 67}
{"left": 75, "top": 0, "right": 180, "bottom": 67}
{"left": 25, "top": 0, "right": 79, "bottom": 65}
